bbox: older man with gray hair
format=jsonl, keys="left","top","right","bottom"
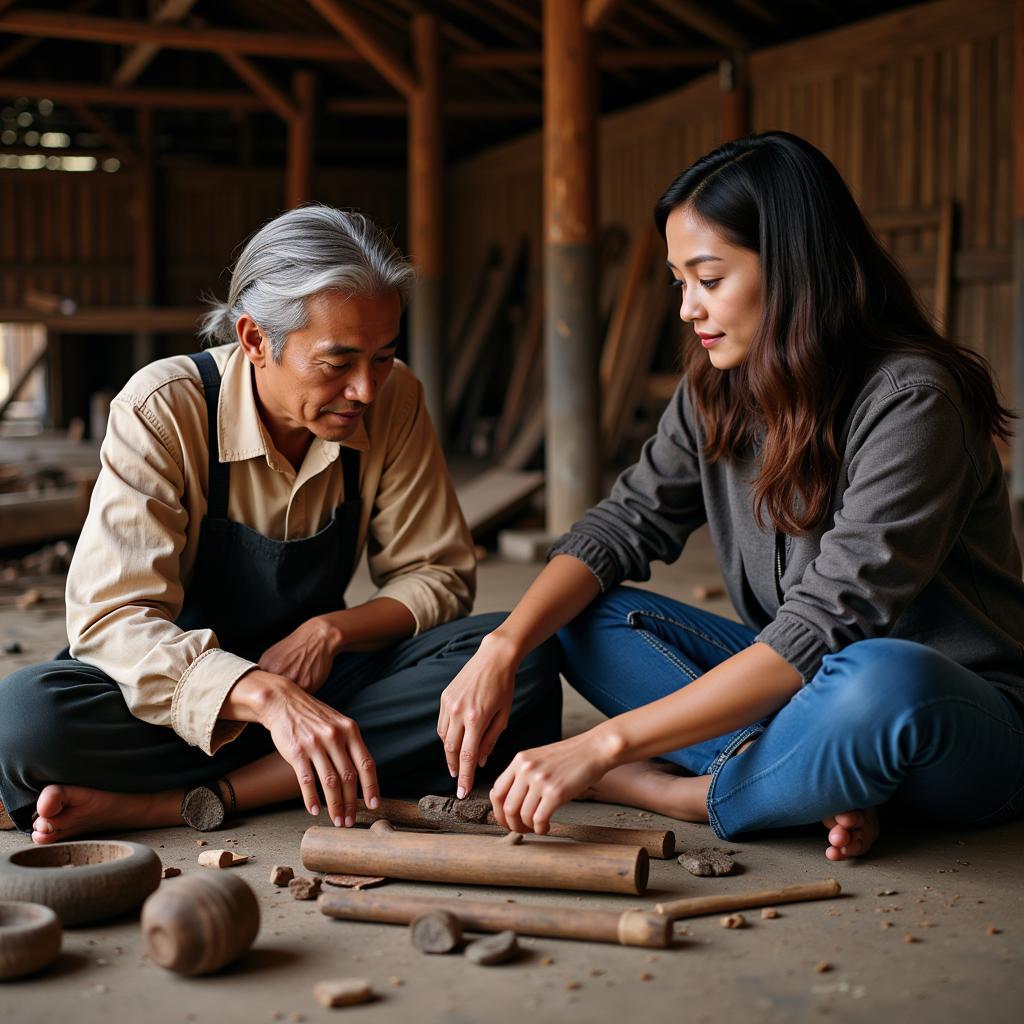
{"left": 0, "top": 205, "right": 561, "bottom": 842}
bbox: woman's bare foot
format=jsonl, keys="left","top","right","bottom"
{"left": 31, "top": 784, "right": 181, "bottom": 845}
{"left": 582, "top": 759, "right": 712, "bottom": 822}
{"left": 822, "top": 808, "right": 879, "bottom": 861}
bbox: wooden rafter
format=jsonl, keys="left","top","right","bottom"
{"left": 649, "top": 0, "right": 750, "bottom": 51}
{"left": 452, "top": 47, "right": 721, "bottom": 70}
{"left": 0, "top": 10, "right": 360, "bottom": 62}
{"left": 0, "top": 79, "right": 265, "bottom": 111}
{"left": 584, "top": 0, "right": 622, "bottom": 32}
{"left": 305, "top": 0, "right": 416, "bottom": 98}
{"left": 112, "top": 0, "right": 200, "bottom": 87}
{"left": 0, "top": 0, "right": 95, "bottom": 76}
{"left": 324, "top": 97, "right": 540, "bottom": 117}
{"left": 217, "top": 49, "right": 295, "bottom": 121}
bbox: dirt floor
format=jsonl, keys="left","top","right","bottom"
{"left": 1, "top": 526, "right": 1021, "bottom": 1024}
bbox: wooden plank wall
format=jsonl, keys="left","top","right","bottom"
{"left": 448, "top": 0, "right": 1016, "bottom": 402}
{"left": 0, "top": 165, "right": 406, "bottom": 312}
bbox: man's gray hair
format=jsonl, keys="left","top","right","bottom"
{"left": 199, "top": 204, "right": 414, "bottom": 361}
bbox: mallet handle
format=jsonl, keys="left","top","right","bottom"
{"left": 654, "top": 878, "right": 842, "bottom": 920}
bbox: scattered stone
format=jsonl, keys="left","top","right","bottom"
{"left": 565, "top": 981, "right": 581, "bottom": 991}
{"left": 589, "top": 969, "right": 605, "bottom": 977}
{"left": 270, "top": 865, "right": 294, "bottom": 886}
{"left": 464, "top": 931, "right": 519, "bottom": 965}
{"left": 3, "top": 641, "right": 22, "bottom": 654}
{"left": 540, "top": 956, "right": 555, "bottom": 966}
{"left": 692, "top": 583, "right": 725, "bottom": 600}
{"left": 815, "top": 962, "right": 833, "bottom": 973}
{"left": 322, "top": 873, "right": 388, "bottom": 890}
{"left": 876, "top": 889, "right": 898, "bottom": 896}
{"left": 761, "top": 907, "right": 779, "bottom": 920}
{"left": 388, "top": 977, "right": 404, "bottom": 987}
{"left": 195, "top": 839, "right": 207, "bottom": 847}
{"left": 639, "top": 972, "right": 654, "bottom": 981}
{"left": 410, "top": 911, "right": 462, "bottom": 954}
{"left": 289, "top": 1014, "right": 304, "bottom": 1023}
{"left": 720, "top": 914, "right": 746, "bottom": 929}
{"left": 880, "top": 921, "right": 893, "bottom": 930}
{"left": 161, "top": 866, "right": 181, "bottom": 879}
{"left": 986, "top": 926, "right": 1002, "bottom": 936}
{"left": 312, "top": 979, "right": 374, "bottom": 1008}
{"left": 288, "top": 876, "right": 322, "bottom": 901}
{"left": 679, "top": 847, "right": 736, "bottom": 877}
{"left": 903, "top": 934, "right": 921, "bottom": 944}
{"left": 198, "top": 849, "right": 234, "bottom": 868}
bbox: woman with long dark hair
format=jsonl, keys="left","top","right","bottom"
{"left": 437, "top": 131, "right": 1024, "bottom": 859}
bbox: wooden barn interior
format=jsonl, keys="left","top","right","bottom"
{"left": 0, "top": 1, "right": 1022, "bottom": 1022}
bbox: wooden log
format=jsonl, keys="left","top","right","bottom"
{"left": 318, "top": 890, "right": 672, "bottom": 949}
{"left": 356, "top": 797, "right": 676, "bottom": 859}
{"left": 654, "top": 879, "right": 842, "bottom": 921}
{"left": 301, "top": 820, "right": 648, "bottom": 895}
{"left": 286, "top": 70, "right": 316, "bottom": 208}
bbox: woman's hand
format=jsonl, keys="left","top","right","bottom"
{"left": 258, "top": 616, "right": 340, "bottom": 695}
{"left": 437, "top": 632, "right": 521, "bottom": 798}
{"left": 249, "top": 672, "right": 380, "bottom": 827}
{"left": 489, "top": 728, "right": 625, "bottom": 835}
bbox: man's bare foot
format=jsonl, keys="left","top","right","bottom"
{"left": 822, "top": 808, "right": 879, "bottom": 861}
{"left": 31, "top": 784, "right": 181, "bottom": 845}
{"left": 581, "top": 759, "right": 712, "bottom": 822}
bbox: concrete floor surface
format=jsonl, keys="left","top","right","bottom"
{"left": 0, "top": 527, "right": 1021, "bottom": 1024}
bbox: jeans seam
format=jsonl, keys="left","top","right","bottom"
{"left": 626, "top": 608, "right": 752, "bottom": 658}
{"left": 630, "top": 627, "right": 700, "bottom": 681}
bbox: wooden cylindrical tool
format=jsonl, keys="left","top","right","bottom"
{"left": 654, "top": 879, "right": 842, "bottom": 920}
{"left": 318, "top": 890, "right": 672, "bottom": 949}
{"left": 302, "top": 820, "right": 648, "bottom": 895}
{"left": 356, "top": 797, "right": 676, "bottom": 859}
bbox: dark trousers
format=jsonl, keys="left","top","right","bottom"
{"left": 0, "top": 612, "right": 563, "bottom": 833}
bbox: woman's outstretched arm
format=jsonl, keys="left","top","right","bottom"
{"left": 437, "top": 555, "right": 601, "bottom": 797}
{"left": 489, "top": 641, "right": 802, "bottom": 834}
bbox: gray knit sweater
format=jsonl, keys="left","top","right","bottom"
{"left": 550, "top": 353, "right": 1024, "bottom": 706}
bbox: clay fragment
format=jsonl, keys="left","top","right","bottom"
{"left": 410, "top": 910, "right": 462, "bottom": 954}
{"left": 198, "top": 850, "right": 233, "bottom": 869}
{"left": 227, "top": 852, "right": 248, "bottom": 866}
{"left": 464, "top": 930, "right": 519, "bottom": 965}
{"left": 312, "top": 979, "right": 374, "bottom": 1008}
{"left": 270, "top": 865, "right": 294, "bottom": 887}
{"left": 418, "top": 794, "right": 491, "bottom": 826}
{"left": 322, "top": 873, "right": 388, "bottom": 890}
{"left": 720, "top": 914, "right": 746, "bottom": 929}
{"left": 639, "top": 972, "right": 654, "bottom": 981}
{"left": 760, "top": 907, "right": 779, "bottom": 920}
{"left": 678, "top": 847, "right": 736, "bottom": 877}
{"left": 3, "top": 641, "right": 22, "bottom": 654}
{"left": 986, "top": 925, "right": 1002, "bottom": 936}
{"left": 815, "top": 961, "right": 833, "bottom": 973}
{"left": 161, "top": 866, "right": 181, "bottom": 879}
{"left": 288, "top": 876, "right": 321, "bottom": 901}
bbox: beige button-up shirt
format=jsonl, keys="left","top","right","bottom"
{"left": 66, "top": 344, "right": 476, "bottom": 755}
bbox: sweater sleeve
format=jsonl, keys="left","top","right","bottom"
{"left": 548, "top": 379, "right": 707, "bottom": 590}
{"left": 757, "top": 382, "right": 983, "bottom": 680}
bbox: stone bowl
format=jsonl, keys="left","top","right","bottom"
{"left": 0, "top": 902, "right": 62, "bottom": 979}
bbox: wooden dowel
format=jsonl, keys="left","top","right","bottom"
{"left": 356, "top": 798, "right": 676, "bottom": 859}
{"left": 654, "top": 879, "right": 842, "bottom": 921}
{"left": 318, "top": 890, "right": 672, "bottom": 949}
{"left": 301, "top": 821, "right": 648, "bottom": 895}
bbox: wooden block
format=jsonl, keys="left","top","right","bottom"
{"left": 410, "top": 910, "right": 462, "bottom": 954}
{"left": 312, "top": 978, "right": 374, "bottom": 1008}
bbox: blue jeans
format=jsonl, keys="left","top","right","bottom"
{"left": 558, "top": 587, "right": 1024, "bottom": 840}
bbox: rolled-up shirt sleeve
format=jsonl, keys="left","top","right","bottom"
{"left": 548, "top": 380, "right": 708, "bottom": 590}
{"left": 757, "top": 383, "right": 983, "bottom": 680}
{"left": 364, "top": 375, "right": 476, "bottom": 633}
{"left": 66, "top": 391, "right": 252, "bottom": 755}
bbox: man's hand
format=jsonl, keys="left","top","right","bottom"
{"left": 227, "top": 670, "right": 379, "bottom": 826}
{"left": 258, "top": 616, "right": 340, "bottom": 694}
{"left": 437, "top": 632, "right": 520, "bottom": 798}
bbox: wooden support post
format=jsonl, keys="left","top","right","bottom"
{"left": 286, "top": 70, "right": 316, "bottom": 209}
{"left": 132, "top": 109, "right": 156, "bottom": 369}
{"left": 1013, "top": 0, "right": 1024, "bottom": 540}
{"left": 719, "top": 51, "right": 749, "bottom": 142}
{"left": 408, "top": 13, "right": 445, "bottom": 439}
{"left": 543, "top": 0, "right": 602, "bottom": 534}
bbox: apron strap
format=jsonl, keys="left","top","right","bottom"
{"left": 340, "top": 444, "right": 360, "bottom": 503}
{"left": 188, "top": 351, "right": 230, "bottom": 521}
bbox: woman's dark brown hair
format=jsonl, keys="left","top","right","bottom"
{"left": 654, "top": 130, "right": 1014, "bottom": 536}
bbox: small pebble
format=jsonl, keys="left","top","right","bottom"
{"left": 880, "top": 921, "right": 893, "bottom": 930}
{"left": 312, "top": 979, "right": 374, "bottom": 1008}
{"left": 388, "top": 976, "right": 404, "bottom": 987}
{"left": 761, "top": 907, "right": 779, "bottom": 920}
{"left": 195, "top": 839, "right": 207, "bottom": 847}
{"left": 639, "top": 972, "right": 654, "bottom": 981}
{"left": 270, "top": 865, "right": 294, "bottom": 886}
{"left": 720, "top": 914, "right": 746, "bottom": 929}
{"left": 288, "top": 876, "right": 322, "bottom": 901}
{"left": 903, "top": 934, "right": 921, "bottom": 944}
{"left": 565, "top": 981, "right": 581, "bottom": 991}
{"left": 3, "top": 641, "right": 23, "bottom": 654}
{"left": 815, "top": 962, "right": 833, "bottom": 973}
{"left": 410, "top": 911, "right": 461, "bottom": 954}
{"left": 464, "top": 931, "right": 519, "bottom": 965}
{"left": 679, "top": 847, "right": 736, "bottom": 877}
{"left": 986, "top": 926, "right": 1002, "bottom": 936}
{"left": 161, "top": 866, "right": 181, "bottom": 879}
{"left": 540, "top": 956, "right": 555, "bottom": 966}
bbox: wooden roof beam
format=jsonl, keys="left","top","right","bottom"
{"left": 218, "top": 49, "right": 296, "bottom": 121}
{"left": 305, "top": 0, "right": 416, "bottom": 98}
{"left": 649, "top": 0, "right": 750, "bottom": 51}
{"left": 0, "top": 79, "right": 265, "bottom": 111}
{"left": 0, "top": 0, "right": 96, "bottom": 76}
{"left": 452, "top": 48, "right": 722, "bottom": 70}
{"left": 584, "top": 0, "right": 622, "bottom": 32}
{"left": 0, "top": 10, "right": 360, "bottom": 62}
{"left": 112, "top": 0, "right": 200, "bottom": 87}
{"left": 69, "top": 102, "right": 136, "bottom": 166}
